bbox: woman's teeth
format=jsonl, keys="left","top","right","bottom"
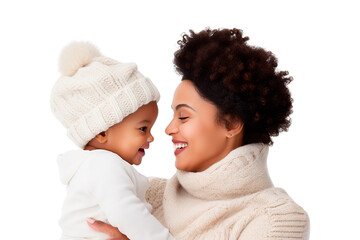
{"left": 174, "top": 143, "right": 188, "bottom": 150}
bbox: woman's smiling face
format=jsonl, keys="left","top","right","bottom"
{"left": 166, "top": 80, "right": 236, "bottom": 172}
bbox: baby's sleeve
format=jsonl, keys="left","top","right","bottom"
{"left": 87, "top": 152, "right": 174, "bottom": 240}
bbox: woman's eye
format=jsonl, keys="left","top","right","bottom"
{"left": 139, "top": 127, "right": 147, "bottom": 132}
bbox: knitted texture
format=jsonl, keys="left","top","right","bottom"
{"left": 50, "top": 42, "right": 160, "bottom": 148}
{"left": 265, "top": 200, "right": 310, "bottom": 240}
{"left": 147, "top": 144, "right": 310, "bottom": 240}
{"left": 146, "top": 177, "right": 168, "bottom": 211}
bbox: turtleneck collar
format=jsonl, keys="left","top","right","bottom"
{"left": 176, "top": 143, "right": 274, "bottom": 200}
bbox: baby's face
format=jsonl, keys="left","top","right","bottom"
{"left": 105, "top": 101, "right": 158, "bottom": 165}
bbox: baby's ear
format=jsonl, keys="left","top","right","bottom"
{"left": 94, "top": 131, "right": 108, "bottom": 144}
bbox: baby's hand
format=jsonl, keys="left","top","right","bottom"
{"left": 87, "top": 218, "right": 130, "bottom": 240}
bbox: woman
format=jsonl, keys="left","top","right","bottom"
{"left": 88, "top": 28, "right": 310, "bottom": 239}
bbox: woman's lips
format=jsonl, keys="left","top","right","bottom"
{"left": 172, "top": 140, "right": 188, "bottom": 156}
{"left": 174, "top": 147, "right": 186, "bottom": 156}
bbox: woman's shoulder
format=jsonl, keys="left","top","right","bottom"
{"left": 241, "top": 187, "right": 310, "bottom": 240}
{"left": 266, "top": 189, "right": 310, "bottom": 239}
{"left": 260, "top": 187, "right": 309, "bottom": 216}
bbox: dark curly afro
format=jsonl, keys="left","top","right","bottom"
{"left": 174, "top": 28, "right": 293, "bottom": 145}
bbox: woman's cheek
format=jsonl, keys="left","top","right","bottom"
{"left": 180, "top": 122, "right": 198, "bottom": 155}
{"left": 179, "top": 121, "right": 195, "bottom": 140}
{"left": 187, "top": 122, "right": 209, "bottom": 154}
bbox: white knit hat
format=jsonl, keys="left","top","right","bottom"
{"left": 50, "top": 41, "right": 160, "bottom": 148}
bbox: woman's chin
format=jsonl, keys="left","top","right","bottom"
{"left": 175, "top": 158, "right": 194, "bottom": 172}
{"left": 175, "top": 158, "right": 187, "bottom": 171}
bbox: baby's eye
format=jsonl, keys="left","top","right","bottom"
{"left": 179, "top": 117, "right": 189, "bottom": 120}
{"left": 139, "top": 127, "right": 147, "bottom": 132}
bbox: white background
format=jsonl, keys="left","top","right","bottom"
{"left": 0, "top": 1, "right": 359, "bottom": 239}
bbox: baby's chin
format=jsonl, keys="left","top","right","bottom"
{"left": 131, "top": 155, "right": 143, "bottom": 165}
{"left": 132, "top": 160, "right": 142, "bottom": 165}
{"left": 122, "top": 156, "right": 141, "bottom": 165}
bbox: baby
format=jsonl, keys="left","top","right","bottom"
{"left": 50, "top": 42, "right": 173, "bottom": 240}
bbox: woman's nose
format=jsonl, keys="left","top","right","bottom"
{"left": 165, "top": 118, "right": 178, "bottom": 136}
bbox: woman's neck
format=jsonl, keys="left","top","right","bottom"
{"left": 195, "top": 134, "right": 243, "bottom": 172}
{"left": 176, "top": 143, "right": 273, "bottom": 200}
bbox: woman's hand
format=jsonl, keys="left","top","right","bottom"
{"left": 87, "top": 218, "right": 130, "bottom": 240}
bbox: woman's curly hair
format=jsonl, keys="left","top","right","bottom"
{"left": 174, "top": 28, "right": 293, "bottom": 145}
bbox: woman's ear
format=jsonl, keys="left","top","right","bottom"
{"left": 94, "top": 131, "right": 108, "bottom": 144}
{"left": 224, "top": 116, "right": 244, "bottom": 138}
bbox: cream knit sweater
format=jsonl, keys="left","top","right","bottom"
{"left": 146, "top": 143, "right": 310, "bottom": 240}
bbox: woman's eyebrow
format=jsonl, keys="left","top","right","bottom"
{"left": 173, "top": 104, "right": 196, "bottom": 112}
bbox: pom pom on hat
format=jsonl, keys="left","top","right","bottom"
{"left": 58, "top": 41, "right": 101, "bottom": 76}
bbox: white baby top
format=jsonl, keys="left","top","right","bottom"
{"left": 57, "top": 149, "right": 173, "bottom": 240}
